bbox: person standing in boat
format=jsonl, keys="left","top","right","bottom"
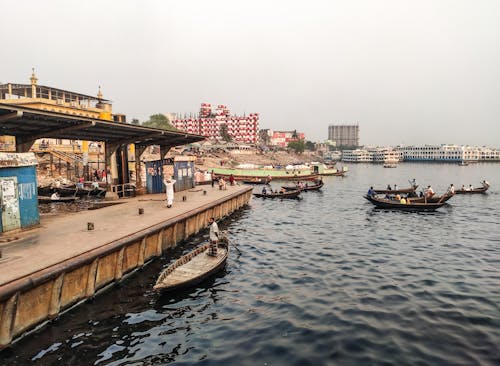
{"left": 447, "top": 184, "right": 455, "bottom": 195}
{"left": 208, "top": 217, "right": 219, "bottom": 256}
{"left": 163, "top": 177, "right": 176, "bottom": 208}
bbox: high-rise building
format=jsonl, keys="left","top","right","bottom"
{"left": 328, "top": 124, "right": 359, "bottom": 148}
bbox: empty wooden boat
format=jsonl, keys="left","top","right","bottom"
{"left": 153, "top": 242, "right": 228, "bottom": 292}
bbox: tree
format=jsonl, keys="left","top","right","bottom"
{"left": 142, "top": 114, "right": 176, "bottom": 131}
{"left": 305, "top": 140, "right": 316, "bottom": 151}
{"left": 219, "top": 123, "right": 232, "bottom": 142}
{"left": 258, "top": 129, "right": 271, "bottom": 146}
{"left": 288, "top": 139, "right": 305, "bottom": 154}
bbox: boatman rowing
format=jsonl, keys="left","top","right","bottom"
{"left": 208, "top": 217, "right": 219, "bottom": 257}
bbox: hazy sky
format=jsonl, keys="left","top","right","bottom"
{"left": 1, "top": 0, "right": 499, "bottom": 146}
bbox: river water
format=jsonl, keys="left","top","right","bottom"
{"left": 3, "top": 163, "right": 500, "bottom": 366}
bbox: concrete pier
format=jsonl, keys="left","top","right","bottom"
{"left": 0, "top": 184, "right": 252, "bottom": 349}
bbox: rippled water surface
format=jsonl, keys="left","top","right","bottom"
{"left": 3, "top": 163, "right": 500, "bottom": 365}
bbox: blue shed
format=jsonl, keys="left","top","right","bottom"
{"left": 145, "top": 159, "right": 169, "bottom": 194}
{"left": 173, "top": 156, "right": 195, "bottom": 192}
{"left": 0, "top": 152, "right": 39, "bottom": 232}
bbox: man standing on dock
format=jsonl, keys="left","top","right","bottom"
{"left": 164, "top": 177, "right": 176, "bottom": 208}
{"left": 208, "top": 217, "right": 219, "bottom": 256}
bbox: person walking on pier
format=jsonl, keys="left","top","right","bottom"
{"left": 208, "top": 217, "right": 219, "bottom": 256}
{"left": 164, "top": 177, "right": 176, "bottom": 208}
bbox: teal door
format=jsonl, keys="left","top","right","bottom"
{"left": 0, "top": 177, "right": 21, "bottom": 232}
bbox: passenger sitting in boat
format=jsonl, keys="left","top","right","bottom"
{"left": 208, "top": 217, "right": 219, "bottom": 257}
{"left": 386, "top": 184, "right": 392, "bottom": 190}
{"left": 279, "top": 187, "right": 286, "bottom": 194}
{"left": 385, "top": 193, "right": 391, "bottom": 199}
{"left": 419, "top": 191, "right": 424, "bottom": 198}
{"left": 461, "top": 184, "right": 466, "bottom": 191}
{"left": 400, "top": 197, "right": 407, "bottom": 204}
{"left": 467, "top": 184, "right": 473, "bottom": 191}
{"left": 50, "top": 191, "right": 60, "bottom": 200}
{"left": 395, "top": 194, "right": 401, "bottom": 201}
{"left": 447, "top": 184, "right": 455, "bottom": 194}
{"left": 425, "top": 185, "right": 434, "bottom": 198}
{"left": 367, "top": 186, "right": 375, "bottom": 196}
{"left": 262, "top": 187, "right": 267, "bottom": 195}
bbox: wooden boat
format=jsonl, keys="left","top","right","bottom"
{"left": 282, "top": 181, "right": 324, "bottom": 192}
{"left": 364, "top": 195, "right": 446, "bottom": 211}
{"left": 374, "top": 185, "right": 418, "bottom": 194}
{"left": 38, "top": 195, "right": 79, "bottom": 203}
{"left": 383, "top": 163, "right": 398, "bottom": 168}
{"left": 241, "top": 178, "right": 269, "bottom": 185}
{"left": 400, "top": 193, "right": 454, "bottom": 203}
{"left": 154, "top": 242, "right": 228, "bottom": 292}
{"left": 455, "top": 185, "right": 489, "bottom": 194}
{"left": 253, "top": 189, "right": 301, "bottom": 199}
{"left": 212, "top": 167, "right": 319, "bottom": 181}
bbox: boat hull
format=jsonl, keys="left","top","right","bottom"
{"left": 154, "top": 243, "right": 228, "bottom": 292}
{"left": 253, "top": 190, "right": 301, "bottom": 199}
{"left": 364, "top": 195, "right": 446, "bottom": 211}
{"left": 455, "top": 186, "right": 489, "bottom": 194}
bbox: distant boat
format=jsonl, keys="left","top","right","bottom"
{"left": 281, "top": 180, "right": 324, "bottom": 192}
{"left": 455, "top": 185, "right": 489, "bottom": 194}
{"left": 253, "top": 189, "right": 301, "bottom": 199}
{"left": 374, "top": 185, "right": 418, "bottom": 195}
{"left": 383, "top": 162, "right": 398, "bottom": 168}
{"left": 458, "top": 161, "right": 469, "bottom": 166}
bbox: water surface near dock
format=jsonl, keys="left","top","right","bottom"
{"left": 2, "top": 163, "right": 500, "bottom": 365}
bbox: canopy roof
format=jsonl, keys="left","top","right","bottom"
{"left": 0, "top": 103, "right": 204, "bottom": 148}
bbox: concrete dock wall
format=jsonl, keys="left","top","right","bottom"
{"left": 0, "top": 188, "right": 252, "bottom": 349}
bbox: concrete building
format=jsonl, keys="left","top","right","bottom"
{"left": 262, "top": 130, "right": 305, "bottom": 148}
{"left": 328, "top": 124, "right": 359, "bottom": 148}
{"left": 0, "top": 69, "right": 119, "bottom": 153}
{"left": 172, "top": 103, "right": 259, "bottom": 143}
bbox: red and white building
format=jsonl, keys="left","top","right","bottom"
{"left": 265, "top": 130, "right": 305, "bottom": 148}
{"left": 172, "top": 103, "right": 259, "bottom": 143}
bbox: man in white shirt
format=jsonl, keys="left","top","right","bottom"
{"left": 208, "top": 217, "right": 219, "bottom": 256}
{"left": 163, "top": 178, "right": 176, "bottom": 208}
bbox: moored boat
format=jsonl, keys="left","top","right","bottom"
{"left": 211, "top": 167, "right": 318, "bottom": 181}
{"left": 241, "top": 178, "right": 269, "bottom": 185}
{"left": 38, "top": 196, "right": 80, "bottom": 203}
{"left": 364, "top": 195, "right": 446, "bottom": 211}
{"left": 153, "top": 241, "right": 229, "bottom": 292}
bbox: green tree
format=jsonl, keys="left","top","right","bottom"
{"left": 220, "top": 123, "right": 232, "bottom": 142}
{"left": 142, "top": 114, "right": 176, "bottom": 131}
{"left": 288, "top": 139, "right": 305, "bottom": 154}
{"left": 305, "top": 140, "right": 316, "bottom": 151}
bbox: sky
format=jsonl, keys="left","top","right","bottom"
{"left": 1, "top": 0, "right": 499, "bottom": 147}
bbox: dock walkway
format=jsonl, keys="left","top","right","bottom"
{"left": 0, "top": 184, "right": 250, "bottom": 286}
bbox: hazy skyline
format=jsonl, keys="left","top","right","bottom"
{"left": 1, "top": 0, "right": 499, "bottom": 147}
